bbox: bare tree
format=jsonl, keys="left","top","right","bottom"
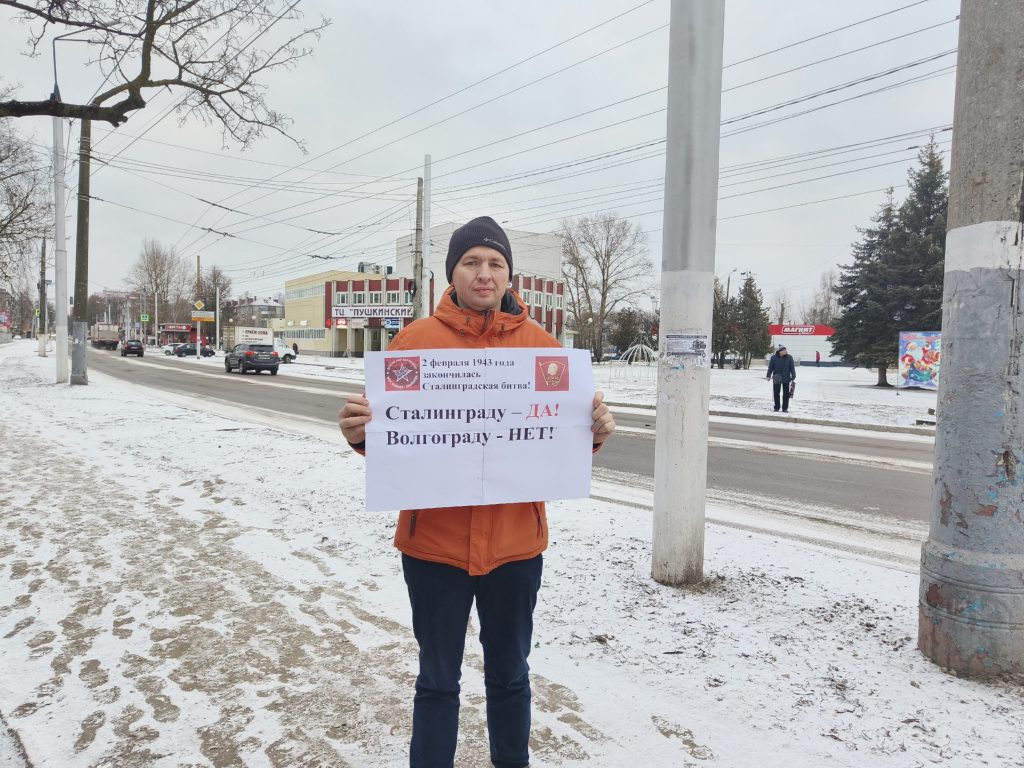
{"left": 0, "top": 116, "right": 51, "bottom": 290}
{"left": 200, "top": 264, "right": 233, "bottom": 307}
{"left": 801, "top": 269, "right": 840, "bottom": 326}
{"left": 2, "top": 1, "right": 328, "bottom": 369}
{"left": 560, "top": 213, "right": 652, "bottom": 362}
{"left": 0, "top": 1, "right": 329, "bottom": 146}
{"left": 125, "top": 238, "right": 191, "bottom": 322}
{"left": 5, "top": 254, "right": 40, "bottom": 334}
{"left": 769, "top": 288, "right": 791, "bottom": 325}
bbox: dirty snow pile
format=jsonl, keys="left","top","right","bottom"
{"left": 0, "top": 340, "right": 1018, "bottom": 768}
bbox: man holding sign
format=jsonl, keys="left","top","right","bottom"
{"left": 339, "top": 216, "right": 615, "bottom": 768}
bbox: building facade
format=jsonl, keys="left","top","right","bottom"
{"left": 223, "top": 296, "right": 284, "bottom": 327}
{"left": 281, "top": 269, "right": 417, "bottom": 357}
{"left": 768, "top": 324, "right": 839, "bottom": 365}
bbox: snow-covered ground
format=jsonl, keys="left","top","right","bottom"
{"left": 158, "top": 349, "right": 936, "bottom": 427}
{"left": 1, "top": 340, "right": 1019, "bottom": 768}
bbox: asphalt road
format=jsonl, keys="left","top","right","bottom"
{"left": 89, "top": 350, "right": 934, "bottom": 523}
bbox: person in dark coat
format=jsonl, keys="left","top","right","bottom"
{"left": 766, "top": 345, "right": 796, "bottom": 412}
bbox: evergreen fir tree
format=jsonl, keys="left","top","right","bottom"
{"left": 734, "top": 274, "right": 771, "bottom": 369}
{"left": 831, "top": 191, "right": 902, "bottom": 385}
{"left": 831, "top": 141, "right": 948, "bottom": 385}
{"left": 711, "top": 276, "right": 737, "bottom": 369}
{"left": 893, "top": 139, "right": 948, "bottom": 330}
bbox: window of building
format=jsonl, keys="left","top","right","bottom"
{"left": 369, "top": 292, "right": 382, "bottom": 304}
{"left": 284, "top": 284, "right": 325, "bottom": 302}
{"left": 545, "top": 294, "right": 552, "bottom": 307}
{"left": 353, "top": 293, "right": 366, "bottom": 304}
{"left": 335, "top": 292, "right": 348, "bottom": 305}
{"left": 522, "top": 290, "right": 531, "bottom": 304}
{"left": 386, "top": 291, "right": 400, "bottom": 304}
{"left": 557, "top": 295, "right": 563, "bottom": 308}
{"left": 403, "top": 291, "right": 413, "bottom": 304}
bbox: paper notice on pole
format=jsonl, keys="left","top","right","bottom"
{"left": 665, "top": 333, "right": 709, "bottom": 367}
{"left": 363, "top": 348, "right": 594, "bottom": 511}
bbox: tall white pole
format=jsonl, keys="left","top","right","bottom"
{"left": 52, "top": 112, "right": 69, "bottom": 384}
{"left": 154, "top": 291, "right": 159, "bottom": 346}
{"left": 412, "top": 178, "right": 424, "bottom": 320}
{"left": 215, "top": 286, "right": 221, "bottom": 350}
{"left": 651, "top": 0, "right": 725, "bottom": 586}
{"left": 422, "top": 154, "right": 432, "bottom": 318}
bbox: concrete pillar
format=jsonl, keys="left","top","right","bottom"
{"left": 918, "top": 0, "right": 1024, "bottom": 676}
{"left": 651, "top": 0, "right": 724, "bottom": 586}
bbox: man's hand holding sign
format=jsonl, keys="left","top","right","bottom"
{"left": 336, "top": 216, "right": 614, "bottom": 768}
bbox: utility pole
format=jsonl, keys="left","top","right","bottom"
{"left": 422, "top": 155, "right": 432, "bottom": 319}
{"left": 154, "top": 291, "right": 159, "bottom": 346}
{"left": 651, "top": 0, "right": 724, "bottom": 586}
{"left": 37, "top": 239, "right": 47, "bottom": 357}
{"left": 215, "top": 286, "right": 220, "bottom": 350}
{"left": 722, "top": 266, "right": 738, "bottom": 368}
{"left": 70, "top": 118, "right": 90, "bottom": 385}
{"left": 918, "top": 0, "right": 1024, "bottom": 676}
{"left": 196, "top": 254, "right": 202, "bottom": 359}
{"left": 51, "top": 95, "right": 69, "bottom": 384}
{"left": 412, "top": 177, "right": 424, "bottom": 320}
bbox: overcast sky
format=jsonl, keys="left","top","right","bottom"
{"left": 0, "top": 0, "right": 960, "bottom": 315}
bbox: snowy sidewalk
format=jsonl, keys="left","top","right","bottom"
{"left": 0, "top": 341, "right": 1020, "bottom": 767}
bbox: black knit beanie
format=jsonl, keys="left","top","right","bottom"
{"left": 445, "top": 216, "right": 513, "bottom": 283}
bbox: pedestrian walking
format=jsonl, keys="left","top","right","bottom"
{"left": 338, "top": 216, "right": 616, "bottom": 768}
{"left": 291, "top": 341, "right": 298, "bottom": 357}
{"left": 815, "top": 350, "right": 821, "bottom": 367}
{"left": 766, "top": 344, "right": 796, "bottom": 412}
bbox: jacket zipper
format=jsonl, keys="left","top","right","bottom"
{"left": 535, "top": 507, "right": 543, "bottom": 538}
{"left": 409, "top": 511, "right": 417, "bottom": 537}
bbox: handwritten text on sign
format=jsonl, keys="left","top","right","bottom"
{"left": 363, "top": 348, "right": 594, "bottom": 511}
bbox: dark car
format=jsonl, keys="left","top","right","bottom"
{"left": 174, "top": 343, "right": 215, "bottom": 358}
{"left": 225, "top": 343, "right": 279, "bottom": 375}
{"left": 121, "top": 339, "right": 144, "bottom": 357}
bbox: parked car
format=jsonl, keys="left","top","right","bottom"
{"left": 174, "top": 343, "right": 215, "bottom": 358}
{"left": 225, "top": 343, "right": 279, "bottom": 375}
{"left": 121, "top": 339, "right": 144, "bottom": 357}
{"left": 161, "top": 343, "right": 183, "bottom": 356}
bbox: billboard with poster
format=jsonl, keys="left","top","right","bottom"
{"left": 898, "top": 331, "right": 941, "bottom": 389}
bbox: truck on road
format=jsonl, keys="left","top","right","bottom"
{"left": 90, "top": 323, "right": 120, "bottom": 350}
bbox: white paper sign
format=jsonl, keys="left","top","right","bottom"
{"left": 364, "top": 348, "right": 594, "bottom": 511}
{"left": 666, "top": 333, "right": 709, "bottom": 367}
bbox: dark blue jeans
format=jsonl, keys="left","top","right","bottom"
{"left": 402, "top": 553, "right": 543, "bottom": 768}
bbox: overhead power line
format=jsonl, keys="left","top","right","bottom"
{"left": 170, "top": 3, "right": 958, "bottom": 262}
{"left": 723, "top": 0, "right": 939, "bottom": 68}
{"left": 169, "top": 0, "right": 662, "bottom": 259}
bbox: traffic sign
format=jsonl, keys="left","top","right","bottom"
{"left": 140, "top": 313, "right": 150, "bottom": 322}
{"left": 34, "top": 307, "right": 40, "bottom": 317}
{"left": 193, "top": 300, "right": 205, "bottom": 311}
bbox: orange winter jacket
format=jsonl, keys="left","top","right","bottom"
{"left": 383, "top": 286, "right": 564, "bottom": 576}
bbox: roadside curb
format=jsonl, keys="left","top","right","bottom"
{"left": 605, "top": 401, "right": 936, "bottom": 437}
